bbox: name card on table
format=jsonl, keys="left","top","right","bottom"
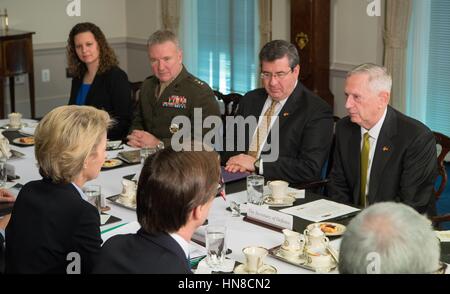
{"left": 247, "top": 203, "right": 293, "bottom": 230}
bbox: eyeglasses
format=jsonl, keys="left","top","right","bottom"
{"left": 260, "top": 70, "right": 293, "bottom": 80}
{"left": 216, "top": 175, "right": 226, "bottom": 201}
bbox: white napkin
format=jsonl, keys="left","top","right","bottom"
{"left": 20, "top": 127, "right": 36, "bottom": 136}
{"left": 0, "top": 131, "right": 12, "bottom": 159}
{"left": 435, "top": 230, "right": 450, "bottom": 242}
{"left": 195, "top": 258, "right": 236, "bottom": 274}
{"left": 100, "top": 214, "right": 111, "bottom": 225}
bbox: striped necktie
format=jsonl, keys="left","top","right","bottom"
{"left": 248, "top": 100, "right": 277, "bottom": 158}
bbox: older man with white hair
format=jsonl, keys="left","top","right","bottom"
{"left": 339, "top": 202, "right": 443, "bottom": 274}
{"left": 327, "top": 63, "right": 437, "bottom": 215}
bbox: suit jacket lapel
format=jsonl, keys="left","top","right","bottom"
{"left": 277, "top": 83, "right": 304, "bottom": 129}
{"left": 85, "top": 74, "right": 99, "bottom": 105}
{"left": 367, "top": 107, "right": 396, "bottom": 204}
{"left": 348, "top": 124, "right": 362, "bottom": 205}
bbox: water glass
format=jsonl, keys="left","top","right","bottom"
{"left": 205, "top": 225, "right": 227, "bottom": 269}
{"left": 140, "top": 147, "right": 159, "bottom": 164}
{"left": 246, "top": 175, "right": 264, "bottom": 205}
{"left": 0, "top": 159, "right": 7, "bottom": 188}
{"left": 83, "top": 185, "right": 102, "bottom": 214}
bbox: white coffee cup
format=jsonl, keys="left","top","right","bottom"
{"left": 268, "top": 180, "right": 289, "bottom": 200}
{"left": 243, "top": 246, "right": 268, "bottom": 273}
{"left": 8, "top": 112, "right": 22, "bottom": 128}
{"left": 282, "top": 229, "right": 305, "bottom": 252}
{"left": 307, "top": 251, "right": 333, "bottom": 270}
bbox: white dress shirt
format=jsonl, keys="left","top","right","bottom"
{"left": 169, "top": 232, "right": 190, "bottom": 259}
{"left": 360, "top": 108, "right": 387, "bottom": 196}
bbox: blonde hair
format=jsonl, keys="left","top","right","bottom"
{"left": 34, "top": 105, "right": 111, "bottom": 183}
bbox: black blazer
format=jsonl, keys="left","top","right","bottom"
{"left": 327, "top": 106, "right": 437, "bottom": 215}
{"left": 93, "top": 229, "right": 191, "bottom": 274}
{"left": 5, "top": 179, "right": 102, "bottom": 274}
{"left": 222, "top": 82, "right": 334, "bottom": 183}
{"left": 69, "top": 66, "right": 132, "bottom": 140}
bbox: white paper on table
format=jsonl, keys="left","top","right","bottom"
{"left": 101, "top": 221, "right": 140, "bottom": 242}
{"left": 100, "top": 214, "right": 111, "bottom": 225}
{"left": 189, "top": 240, "right": 207, "bottom": 259}
{"left": 280, "top": 199, "right": 360, "bottom": 222}
{"left": 195, "top": 258, "right": 236, "bottom": 274}
{"left": 436, "top": 230, "right": 450, "bottom": 242}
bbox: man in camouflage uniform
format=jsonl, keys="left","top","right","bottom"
{"left": 128, "top": 30, "right": 220, "bottom": 148}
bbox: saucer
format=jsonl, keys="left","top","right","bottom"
{"left": 233, "top": 263, "right": 277, "bottom": 274}
{"left": 102, "top": 158, "right": 123, "bottom": 169}
{"left": 1, "top": 122, "right": 28, "bottom": 131}
{"left": 278, "top": 248, "right": 307, "bottom": 264}
{"left": 306, "top": 222, "right": 346, "bottom": 236}
{"left": 263, "top": 195, "right": 296, "bottom": 207}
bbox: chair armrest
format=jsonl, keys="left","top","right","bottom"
{"left": 290, "top": 179, "right": 330, "bottom": 190}
{"left": 432, "top": 214, "right": 450, "bottom": 226}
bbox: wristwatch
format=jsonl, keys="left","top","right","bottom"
{"left": 254, "top": 158, "right": 261, "bottom": 174}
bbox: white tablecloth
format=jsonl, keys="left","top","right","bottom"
{"left": 2, "top": 119, "right": 342, "bottom": 274}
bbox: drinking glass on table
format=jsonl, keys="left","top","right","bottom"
{"left": 83, "top": 185, "right": 102, "bottom": 214}
{"left": 205, "top": 225, "right": 227, "bottom": 270}
{"left": 246, "top": 175, "right": 264, "bottom": 205}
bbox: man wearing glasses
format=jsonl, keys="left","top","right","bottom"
{"left": 224, "top": 40, "right": 333, "bottom": 184}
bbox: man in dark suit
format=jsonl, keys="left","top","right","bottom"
{"left": 224, "top": 40, "right": 333, "bottom": 183}
{"left": 327, "top": 63, "right": 437, "bottom": 215}
{"left": 94, "top": 145, "right": 221, "bottom": 274}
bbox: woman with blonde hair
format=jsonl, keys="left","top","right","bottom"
{"left": 6, "top": 105, "right": 111, "bottom": 274}
{"left": 67, "top": 22, "right": 132, "bottom": 140}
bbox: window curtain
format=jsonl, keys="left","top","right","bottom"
{"left": 162, "top": 0, "right": 181, "bottom": 33}
{"left": 405, "top": 0, "right": 430, "bottom": 123}
{"left": 384, "top": 0, "right": 412, "bottom": 112}
{"left": 258, "top": 0, "right": 272, "bottom": 50}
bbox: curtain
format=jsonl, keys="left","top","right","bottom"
{"left": 161, "top": 0, "right": 181, "bottom": 33}
{"left": 384, "top": 0, "right": 412, "bottom": 112}
{"left": 258, "top": 0, "right": 272, "bottom": 50}
{"left": 405, "top": 0, "right": 430, "bottom": 123}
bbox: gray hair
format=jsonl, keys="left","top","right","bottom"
{"left": 347, "top": 63, "right": 392, "bottom": 94}
{"left": 147, "top": 30, "right": 180, "bottom": 49}
{"left": 339, "top": 202, "right": 440, "bottom": 274}
{"left": 259, "top": 40, "right": 300, "bottom": 69}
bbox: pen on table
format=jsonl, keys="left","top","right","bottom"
{"left": 190, "top": 255, "right": 207, "bottom": 268}
{"left": 101, "top": 222, "right": 128, "bottom": 234}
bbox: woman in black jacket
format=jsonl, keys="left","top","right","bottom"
{"left": 5, "top": 105, "right": 111, "bottom": 274}
{"left": 67, "top": 22, "right": 132, "bottom": 140}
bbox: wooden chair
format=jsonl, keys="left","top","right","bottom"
{"left": 129, "top": 81, "right": 143, "bottom": 110}
{"left": 291, "top": 116, "right": 340, "bottom": 194}
{"left": 213, "top": 90, "right": 242, "bottom": 120}
{"left": 431, "top": 131, "right": 450, "bottom": 227}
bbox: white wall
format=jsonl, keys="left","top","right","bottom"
{"left": 2, "top": 0, "right": 127, "bottom": 44}
{"left": 126, "top": 0, "right": 160, "bottom": 41}
{"left": 1, "top": 0, "right": 383, "bottom": 118}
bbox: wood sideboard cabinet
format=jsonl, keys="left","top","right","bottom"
{"left": 291, "top": 0, "right": 334, "bottom": 109}
{"left": 0, "top": 30, "right": 36, "bottom": 119}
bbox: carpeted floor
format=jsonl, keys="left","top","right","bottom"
{"left": 436, "top": 163, "right": 450, "bottom": 230}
